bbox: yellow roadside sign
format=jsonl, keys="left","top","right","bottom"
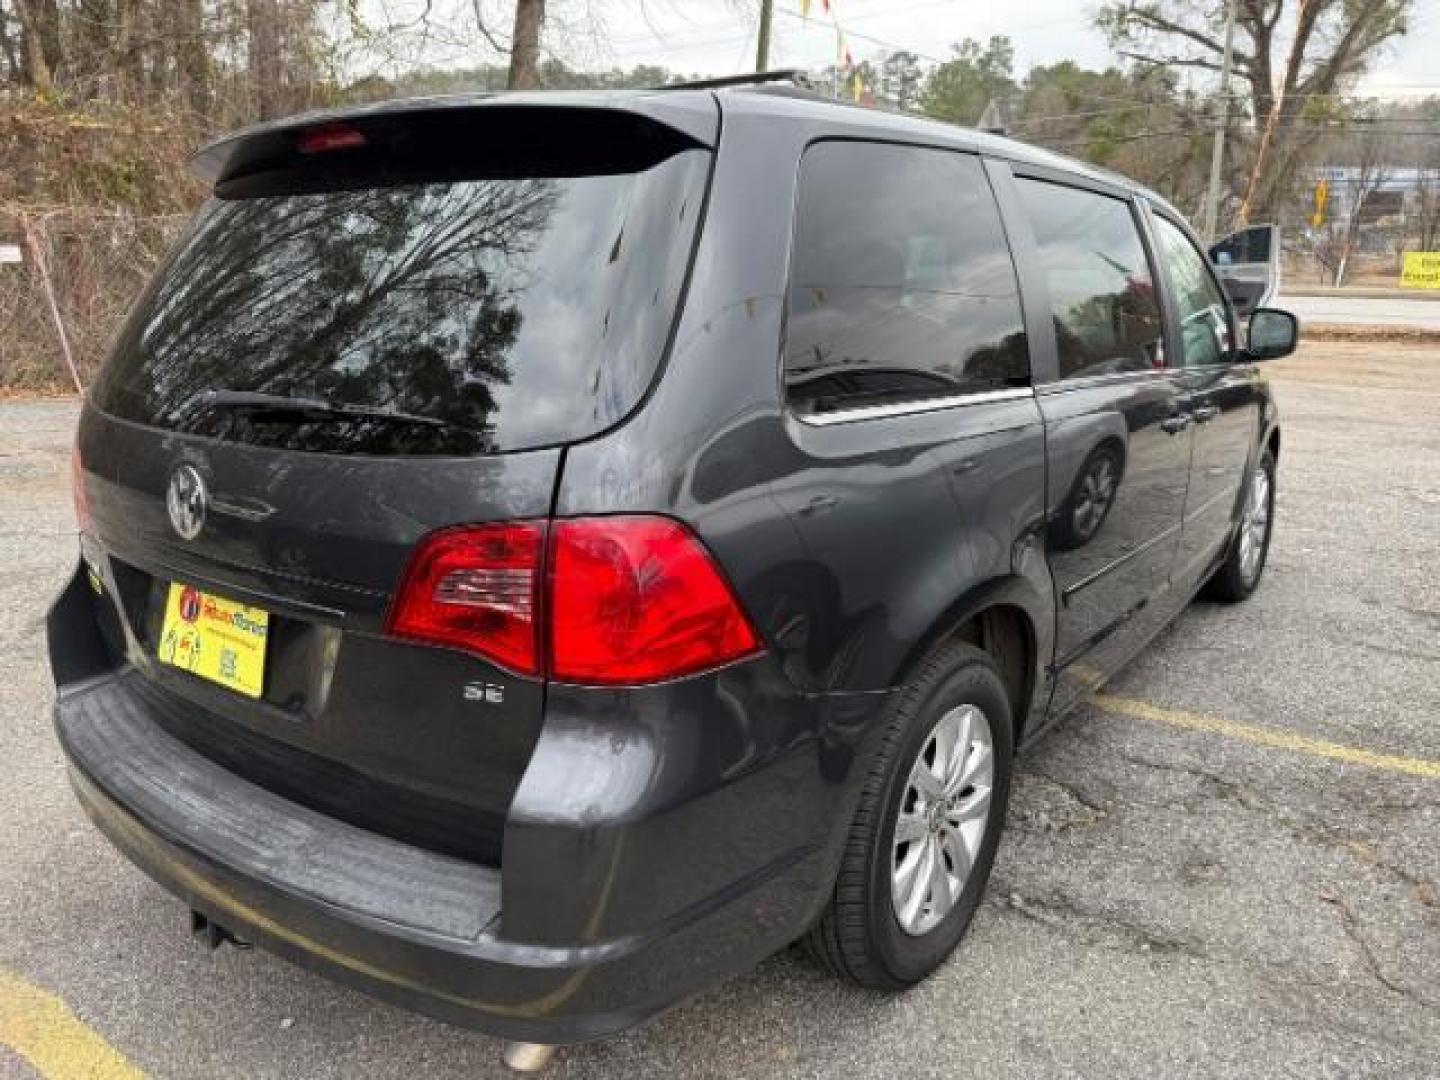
{"left": 1400, "top": 251, "right": 1440, "bottom": 289}
{"left": 1311, "top": 180, "right": 1329, "bottom": 228}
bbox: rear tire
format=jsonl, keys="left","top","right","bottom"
{"left": 805, "top": 640, "right": 1014, "bottom": 990}
{"left": 1205, "top": 447, "right": 1275, "bottom": 602}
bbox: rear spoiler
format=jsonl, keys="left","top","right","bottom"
{"left": 192, "top": 93, "right": 719, "bottom": 194}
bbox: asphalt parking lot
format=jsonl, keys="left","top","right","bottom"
{"left": 2, "top": 340, "right": 1437, "bottom": 1079}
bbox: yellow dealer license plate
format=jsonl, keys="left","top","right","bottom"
{"left": 157, "top": 582, "right": 270, "bottom": 699}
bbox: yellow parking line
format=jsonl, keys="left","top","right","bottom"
{"left": 1092, "top": 694, "right": 1440, "bottom": 781}
{"left": 0, "top": 969, "right": 144, "bottom": 1079}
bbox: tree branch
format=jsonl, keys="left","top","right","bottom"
{"left": 470, "top": 0, "right": 511, "bottom": 54}
{"left": 1279, "top": 0, "right": 1324, "bottom": 98}
{"left": 1105, "top": 4, "right": 1254, "bottom": 75}
{"left": 1117, "top": 4, "right": 1230, "bottom": 56}
{"left": 1261, "top": 0, "right": 1284, "bottom": 34}
{"left": 1297, "top": 0, "right": 1405, "bottom": 98}
{"left": 1118, "top": 50, "right": 1224, "bottom": 74}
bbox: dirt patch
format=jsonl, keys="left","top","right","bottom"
{"left": 0, "top": 383, "right": 78, "bottom": 401}
{"left": 1301, "top": 324, "right": 1440, "bottom": 345}
{"left": 1268, "top": 340, "right": 1440, "bottom": 392}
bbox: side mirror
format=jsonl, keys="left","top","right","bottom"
{"left": 1244, "top": 307, "right": 1298, "bottom": 361}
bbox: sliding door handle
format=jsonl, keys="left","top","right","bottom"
{"left": 1192, "top": 405, "right": 1221, "bottom": 424}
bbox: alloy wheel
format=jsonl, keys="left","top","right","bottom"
{"left": 1237, "top": 465, "right": 1271, "bottom": 584}
{"left": 891, "top": 703, "right": 994, "bottom": 937}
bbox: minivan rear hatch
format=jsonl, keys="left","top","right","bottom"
{"left": 76, "top": 99, "right": 716, "bottom": 866}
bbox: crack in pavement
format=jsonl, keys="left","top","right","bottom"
{"left": 1010, "top": 740, "right": 1440, "bottom": 1024}
{"left": 993, "top": 885, "right": 1440, "bottom": 1049}
{"left": 1356, "top": 639, "right": 1440, "bottom": 663}
{"left": 1328, "top": 895, "right": 1440, "bottom": 1014}
{"left": 1100, "top": 744, "right": 1437, "bottom": 907}
{"left": 996, "top": 890, "right": 1206, "bottom": 961}
{"left": 1012, "top": 770, "right": 1111, "bottom": 833}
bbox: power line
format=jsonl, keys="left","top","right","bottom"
{"left": 1011, "top": 102, "right": 1175, "bottom": 128}
{"left": 1011, "top": 102, "right": 1440, "bottom": 131}
{"left": 606, "top": 29, "right": 755, "bottom": 59}
{"left": 1040, "top": 126, "right": 1217, "bottom": 149}
{"left": 1036, "top": 121, "right": 1440, "bottom": 152}
{"left": 600, "top": 6, "right": 1440, "bottom": 103}
{"left": 811, "top": 0, "right": 959, "bottom": 25}
{"left": 772, "top": 5, "right": 949, "bottom": 66}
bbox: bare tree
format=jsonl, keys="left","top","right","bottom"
{"left": 1310, "top": 119, "right": 1393, "bottom": 285}
{"left": 114, "top": 0, "right": 146, "bottom": 100}
{"left": 1098, "top": 0, "right": 1411, "bottom": 226}
{"left": 11, "top": 0, "right": 56, "bottom": 92}
{"left": 1407, "top": 101, "right": 1440, "bottom": 253}
{"left": 1415, "top": 169, "right": 1440, "bottom": 254}
{"left": 0, "top": 3, "right": 24, "bottom": 81}
{"left": 246, "top": 0, "right": 286, "bottom": 119}
{"left": 176, "top": 0, "right": 213, "bottom": 115}
{"left": 507, "top": 0, "right": 544, "bottom": 89}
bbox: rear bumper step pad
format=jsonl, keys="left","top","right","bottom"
{"left": 57, "top": 668, "right": 500, "bottom": 942}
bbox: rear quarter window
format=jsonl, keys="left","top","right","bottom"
{"left": 90, "top": 145, "right": 711, "bottom": 455}
{"left": 783, "top": 141, "right": 1029, "bottom": 418}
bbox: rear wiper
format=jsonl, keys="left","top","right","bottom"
{"left": 187, "top": 389, "right": 449, "bottom": 429}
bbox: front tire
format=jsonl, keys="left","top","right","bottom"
{"left": 805, "top": 641, "right": 1014, "bottom": 989}
{"left": 1050, "top": 443, "right": 1123, "bottom": 550}
{"left": 1205, "top": 447, "right": 1275, "bottom": 602}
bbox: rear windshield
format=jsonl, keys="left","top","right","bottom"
{"left": 91, "top": 148, "right": 710, "bottom": 455}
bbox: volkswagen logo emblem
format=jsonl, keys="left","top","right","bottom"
{"left": 166, "top": 464, "right": 208, "bottom": 541}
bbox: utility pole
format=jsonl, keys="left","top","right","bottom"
{"left": 755, "top": 0, "right": 773, "bottom": 72}
{"left": 1200, "top": 0, "right": 1237, "bottom": 243}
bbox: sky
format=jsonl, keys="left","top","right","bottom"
{"left": 543, "top": 0, "right": 1440, "bottom": 99}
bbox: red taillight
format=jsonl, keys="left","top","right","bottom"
{"left": 297, "top": 123, "right": 367, "bottom": 154}
{"left": 386, "top": 517, "right": 762, "bottom": 685}
{"left": 71, "top": 444, "right": 91, "bottom": 533}
{"left": 385, "top": 522, "right": 545, "bottom": 676}
{"left": 548, "top": 517, "right": 762, "bottom": 685}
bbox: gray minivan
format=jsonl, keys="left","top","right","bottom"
{"left": 49, "top": 79, "right": 1295, "bottom": 1067}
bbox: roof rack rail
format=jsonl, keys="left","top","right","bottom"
{"left": 652, "top": 69, "right": 815, "bottom": 92}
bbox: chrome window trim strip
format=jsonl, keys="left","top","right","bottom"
{"left": 796, "top": 386, "right": 1036, "bottom": 426}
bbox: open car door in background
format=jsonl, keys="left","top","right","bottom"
{"left": 1209, "top": 224, "right": 1279, "bottom": 320}
{"left": 1209, "top": 221, "right": 1278, "bottom": 319}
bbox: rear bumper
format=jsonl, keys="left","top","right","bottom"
{"left": 49, "top": 563, "right": 888, "bottom": 1043}
{"left": 56, "top": 667, "right": 828, "bottom": 1043}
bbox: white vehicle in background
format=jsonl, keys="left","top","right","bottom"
{"left": 1210, "top": 224, "right": 1281, "bottom": 319}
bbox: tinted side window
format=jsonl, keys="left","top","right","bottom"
{"left": 785, "top": 142, "right": 1028, "bottom": 417}
{"left": 1154, "top": 216, "right": 1232, "bottom": 367}
{"left": 1016, "top": 179, "right": 1164, "bottom": 381}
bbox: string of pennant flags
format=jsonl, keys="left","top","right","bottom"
{"left": 798, "top": 0, "right": 867, "bottom": 102}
